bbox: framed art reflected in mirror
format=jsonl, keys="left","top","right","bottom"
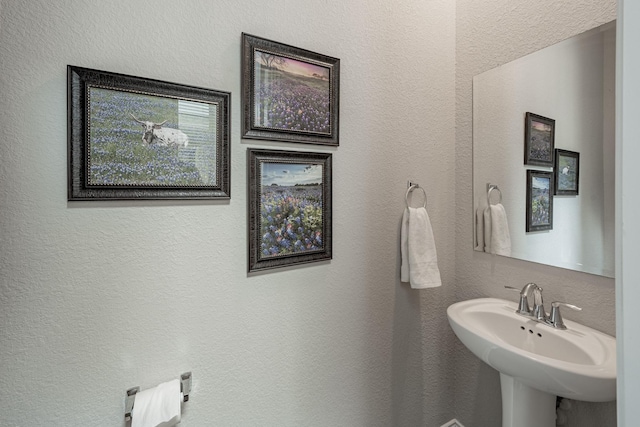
{"left": 526, "top": 170, "right": 553, "bottom": 232}
{"left": 524, "top": 112, "right": 555, "bottom": 167}
{"left": 554, "top": 149, "right": 580, "bottom": 196}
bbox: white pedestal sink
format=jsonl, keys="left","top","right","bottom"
{"left": 447, "top": 298, "right": 616, "bottom": 427}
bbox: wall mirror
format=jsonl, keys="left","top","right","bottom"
{"left": 473, "top": 21, "right": 616, "bottom": 278}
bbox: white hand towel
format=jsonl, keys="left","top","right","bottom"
{"left": 132, "top": 379, "right": 182, "bottom": 427}
{"left": 475, "top": 208, "right": 485, "bottom": 251}
{"left": 400, "top": 208, "right": 410, "bottom": 282}
{"left": 483, "top": 207, "right": 492, "bottom": 253}
{"left": 487, "top": 203, "right": 511, "bottom": 256}
{"left": 400, "top": 207, "right": 442, "bottom": 289}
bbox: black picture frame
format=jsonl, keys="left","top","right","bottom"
{"left": 526, "top": 170, "right": 554, "bottom": 232}
{"left": 247, "top": 148, "right": 332, "bottom": 273}
{"left": 524, "top": 112, "right": 555, "bottom": 166}
{"left": 241, "top": 33, "right": 340, "bottom": 146}
{"left": 68, "top": 66, "right": 231, "bottom": 200}
{"left": 554, "top": 149, "right": 580, "bottom": 195}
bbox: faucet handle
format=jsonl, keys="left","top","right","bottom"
{"left": 552, "top": 301, "right": 582, "bottom": 311}
{"left": 548, "top": 301, "right": 583, "bottom": 330}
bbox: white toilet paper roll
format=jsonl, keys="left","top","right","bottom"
{"left": 132, "top": 378, "right": 182, "bottom": 427}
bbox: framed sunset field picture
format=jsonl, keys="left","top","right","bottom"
{"left": 241, "top": 33, "right": 340, "bottom": 146}
{"left": 247, "top": 149, "right": 332, "bottom": 272}
{"left": 524, "top": 112, "right": 555, "bottom": 166}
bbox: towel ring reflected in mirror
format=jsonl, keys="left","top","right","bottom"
{"left": 405, "top": 184, "right": 427, "bottom": 208}
{"left": 487, "top": 184, "right": 503, "bottom": 205}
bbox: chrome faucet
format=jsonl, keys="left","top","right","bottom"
{"left": 505, "top": 284, "right": 582, "bottom": 329}
{"left": 531, "top": 286, "right": 547, "bottom": 323}
{"left": 504, "top": 283, "right": 540, "bottom": 316}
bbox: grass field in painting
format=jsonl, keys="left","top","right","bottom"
{"left": 89, "top": 87, "right": 217, "bottom": 186}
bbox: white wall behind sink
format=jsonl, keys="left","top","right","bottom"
{"left": 454, "top": 0, "right": 617, "bottom": 426}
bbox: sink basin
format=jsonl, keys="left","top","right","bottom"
{"left": 447, "top": 298, "right": 616, "bottom": 426}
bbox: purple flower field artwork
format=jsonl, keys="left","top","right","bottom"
{"left": 68, "top": 66, "right": 231, "bottom": 200}
{"left": 242, "top": 34, "right": 339, "bottom": 146}
{"left": 524, "top": 112, "right": 555, "bottom": 166}
{"left": 526, "top": 170, "right": 553, "bottom": 232}
{"left": 259, "top": 162, "right": 324, "bottom": 258}
{"left": 248, "top": 149, "right": 332, "bottom": 272}
{"left": 254, "top": 52, "right": 330, "bottom": 135}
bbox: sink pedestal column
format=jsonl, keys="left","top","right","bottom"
{"left": 500, "top": 373, "right": 556, "bottom": 427}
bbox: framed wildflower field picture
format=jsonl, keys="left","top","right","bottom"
{"left": 524, "top": 112, "right": 555, "bottom": 166}
{"left": 68, "top": 66, "right": 231, "bottom": 200}
{"left": 526, "top": 170, "right": 554, "bottom": 232}
{"left": 248, "top": 148, "right": 332, "bottom": 273}
{"left": 241, "top": 33, "right": 340, "bottom": 146}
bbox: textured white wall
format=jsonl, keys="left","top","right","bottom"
{"left": 455, "top": 1, "right": 617, "bottom": 426}
{"left": 0, "top": 0, "right": 456, "bottom": 426}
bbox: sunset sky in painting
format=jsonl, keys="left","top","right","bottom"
{"left": 255, "top": 50, "right": 328, "bottom": 78}
{"left": 531, "top": 120, "right": 552, "bottom": 132}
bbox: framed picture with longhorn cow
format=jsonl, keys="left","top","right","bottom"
{"left": 241, "top": 33, "right": 340, "bottom": 146}
{"left": 554, "top": 149, "right": 580, "bottom": 196}
{"left": 67, "top": 66, "right": 231, "bottom": 200}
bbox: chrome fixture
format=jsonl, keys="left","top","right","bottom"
{"left": 505, "top": 283, "right": 540, "bottom": 316}
{"left": 505, "top": 284, "right": 582, "bottom": 329}
{"left": 405, "top": 181, "right": 427, "bottom": 208}
{"left": 548, "top": 301, "right": 582, "bottom": 330}
{"left": 125, "top": 371, "right": 192, "bottom": 422}
{"left": 486, "top": 183, "right": 503, "bottom": 205}
{"left": 531, "top": 286, "right": 547, "bottom": 323}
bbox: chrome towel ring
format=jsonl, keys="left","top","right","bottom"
{"left": 487, "top": 184, "right": 502, "bottom": 205}
{"left": 405, "top": 182, "right": 427, "bottom": 208}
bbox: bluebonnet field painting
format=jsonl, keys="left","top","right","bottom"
{"left": 253, "top": 51, "right": 331, "bottom": 135}
{"left": 527, "top": 170, "right": 553, "bottom": 232}
{"left": 528, "top": 119, "right": 553, "bottom": 163}
{"left": 88, "top": 87, "right": 218, "bottom": 187}
{"left": 525, "top": 113, "right": 555, "bottom": 166}
{"left": 259, "top": 162, "right": 324, "bottom": 259}
{"left": 531, "top": 176, "right": 551, "bottom": 226}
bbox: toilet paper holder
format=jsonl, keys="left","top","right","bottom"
{"left": 125, "top": 372, "right": 192, "bottom": 422}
